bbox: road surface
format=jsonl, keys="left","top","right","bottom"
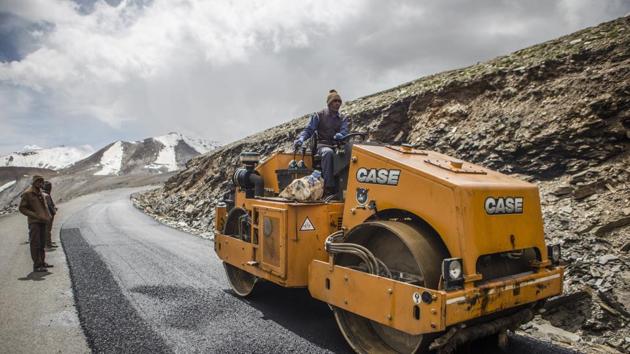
{"left": 1, "top": 188, "right": 581, "bottom": 353}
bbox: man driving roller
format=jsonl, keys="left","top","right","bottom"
{"left": 294, "top": 89, "right": 350, "bottom": 196}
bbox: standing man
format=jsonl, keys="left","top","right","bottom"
{"left": 294, "top": 89, "right": 349, "bottom": 196}
{"left": 19, "top": 175, "right": 53, "bottom": 272}
{"left": 42, "top": 181, "right": 58, "bottom": 249}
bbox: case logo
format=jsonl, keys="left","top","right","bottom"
{"left": 356, "top": 168, "right": 400, "bottom": 186}
{"left": 484, "top": 197, "right": 523, "bottom": 215}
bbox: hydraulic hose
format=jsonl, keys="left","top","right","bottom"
{"left": 324, "top": 230, "right": 392, "bottom": 278}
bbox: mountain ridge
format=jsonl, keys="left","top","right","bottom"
{"left": 1, "top": 132, "right": 220, "bottom": 175}
{"left": 0, "top": 132, "right": 221, "bottom": 216}
{"left": 0, "top": 145, "right": 95, "bottom": 170}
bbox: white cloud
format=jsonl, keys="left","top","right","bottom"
{"left": 0, "top": 0, "right": 627, "bottom": 153}
{"left": 1, "top": 0, "right": 364, "bottom": 130}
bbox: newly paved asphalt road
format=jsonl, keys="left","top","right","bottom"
{"left": 2, "top": 187, "right": 581, "bottom": 353}
{"left": 60, "top": 188, "right": 350, "bottom": 353}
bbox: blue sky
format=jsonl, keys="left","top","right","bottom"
{"left": 0, "top": 0, "right": 628, "bottom": 154}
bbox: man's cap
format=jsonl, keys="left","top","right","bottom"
{"left": 327, "top": 89, "right": 342, "bottom": 105}
{"left": 32, "top": 175, "right": 44, "bottom": 184}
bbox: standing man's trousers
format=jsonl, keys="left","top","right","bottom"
{"left": 46, "top": 215, "right": 54, "bottom": 246}
{"left": 317, "top": 145, "right": 335, "bottom": 189}
{"left": 29, "top": 223, "right": 46, "bottom": 268}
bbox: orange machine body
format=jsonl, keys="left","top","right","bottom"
{"left": 214, "top": 145, "right": 563, "bottom": 335}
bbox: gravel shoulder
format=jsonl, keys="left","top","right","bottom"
{"left": 0, "top": 193, "right": 100, "bottom": 354}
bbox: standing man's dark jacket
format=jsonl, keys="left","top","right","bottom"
{"left": 42, "top": 181, "right": 57, "bottom": 247}
{"left": 43, "top": 192, "right": 56, "bottom": 218}
{"left": 19, "top": 187, "right": 51, "bottom": 225}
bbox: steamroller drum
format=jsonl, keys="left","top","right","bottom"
{"left": 333, "top": 220, "right": 449, "bottom": 354}
{"left": 223, "top": 262, "right": 257, "bottom": 297}
{"left": 222, "top": 207, "right": 257, "bottom": 297}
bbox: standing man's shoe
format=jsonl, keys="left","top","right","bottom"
{"left": 43, "top": 263, "right": 54, "bottom": 268}
{"left": 33, "top": 266, "right": 47, "bottom": 272}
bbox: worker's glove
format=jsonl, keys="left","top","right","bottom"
{"left": 333, "top": 133, "right": 344, "bottom": 141}
{"left": 293, "top": 138, "right": 303, "bottom": 149}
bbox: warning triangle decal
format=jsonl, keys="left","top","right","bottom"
{"left": 300, "top": 217, "right": 315, "bottom": 231}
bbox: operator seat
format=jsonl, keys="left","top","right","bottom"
{"left": 331, "top": 141, "right": 352, "bottom": 200}
{"left": 331, "top": 133, "right": 368, "bottom": 200}
{"left": 309, "top": 132, "right": 322, "bottom": 172}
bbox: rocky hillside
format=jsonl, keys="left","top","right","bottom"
{"left": 134, "top": 17, "right": 629, "bottom": 352}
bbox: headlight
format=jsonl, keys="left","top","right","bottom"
{"left": 448, "top": 260, "right": 462, "bottom": 279}
{"left": 442, "top": 258, "right": 464, "bottom": 290}
{"left": 547, "top": 244, "right": 561, "bottom": 265}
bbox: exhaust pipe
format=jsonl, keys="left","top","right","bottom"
{"left": 233, "top": 152, "right": 265, "bottom": 198}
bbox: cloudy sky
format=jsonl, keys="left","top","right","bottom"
{"left": 0, "top": 0, "right": 627, "bottom": 154}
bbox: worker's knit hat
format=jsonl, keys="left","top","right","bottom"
{"left": 326, "top": 89, "right": 342, "bottom": 105}
{"left": 32, "top": 175, "right": 44, "bottom": 184}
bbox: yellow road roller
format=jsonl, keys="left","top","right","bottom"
{"left": 213, "top": 135, "right": 563, "bottom": 353}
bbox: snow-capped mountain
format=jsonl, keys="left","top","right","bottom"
{"left": 0, "top": 145, "right": 95, "bottom": 170}
{"left": 145, "top": 133, "right": 217, "bottom": 172}
{"left": 0, "top": 133, "right": 217, "bottom": 214}
{"left": 66, "top": 132, "right": 220, "bottom": 176}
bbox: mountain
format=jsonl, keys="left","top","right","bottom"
{"left": 64, "top": 132, "right": 220, "bottom": 176}
{"left": 0, "top": 145, "right": 94, "bottom": 170}
{"left": 0, "top": 132, "right": 220, "bottom": 217}
{"left": 134, "top": 16, "right": 630, "bottom": 352}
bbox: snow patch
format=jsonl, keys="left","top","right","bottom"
{"left": 181, "top": 135, "right": 220, "bottom": 154}
{"left": 0, "top": 180, "right": 16, "bottom": 193}
{"left": 1, "top": 145, "right": 94, "bottom": 170}
{"left": 23, "top": 145, "right": 43, "bottom": 151}
{"left": 95, "top": 141, "right": 123, "bottom": 176}
{"left": 146, "top": 133, "right": 180, "bottom": 172}
{"left": 145, "top": 132, "right": 220, "bottom": 171}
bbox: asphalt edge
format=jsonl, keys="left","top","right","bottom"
{"left": 60, "top": 226, "right": 172, "bottom": 353}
